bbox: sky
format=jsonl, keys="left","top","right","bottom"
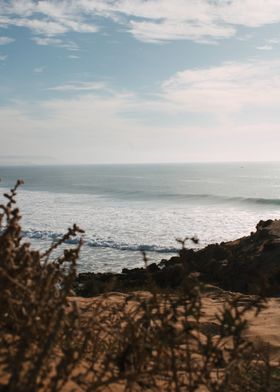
{"left": 1, "top": 0, "right": 280, "bottom": 164}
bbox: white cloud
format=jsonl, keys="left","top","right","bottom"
{"left": 0, "top": 54, "right": 7, "bottom": 60}
{"left": 256, "top": 37, "right": 280, "bottom": 51}
{"left": 33, "top": 66, "right": 46, "bottom": 73}
{"left": 0, "top": 91, "right": 158, "bottom": 163}
{"left": 268, "top": 38, "right": 280, "bottom": 44}
{"left": 0, "top": 1, "right": 98, "bottom": 39}
{"left": 32, "top": 37, "right": 63, "bottom": 46}
{"left": 2, "top": 1, "right": 280, "bottom": 44}
{"left": 217, "top": 0, "right": 280, "bottom": 27}
{"left": 0, "top": 36, "right": 14, "bottom": 45}
{"left": 47, "top": 81, "right": 108, "bottom": 92}
{"left": 129, "top": 19, "right": 235, "bottom": 43}
{"left": 3, "top": 0, "right": 35, "bottom": 17}
{"left": 160, "top": 59, "right": 280, "bottom": 116}
{"left": 102, "top": 0, "right": 280, "bottom": 42}
{"left": 1, "top": 84, "right": 280, "bottom": 163}
{"left": 32, "top": 37, "right": 78, "bottom": 50}
{"left": 256, "top": 45, "right": 273, "bottom": 50}
{"left": 11, "top": 18, "right": 69, "bottom": 36}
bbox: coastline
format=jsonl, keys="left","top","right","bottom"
{"left": 75, "top": 219, "right": 280, "bottom": 297}
{"left": 2, "top": 162, "right": 280, "bottom": 273}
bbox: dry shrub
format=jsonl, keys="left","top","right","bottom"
{"left": 0, "top": 182, "right": 279, "bottom": 391}
{"left": 0, "top": 181, "right": 85, "bottom": 391}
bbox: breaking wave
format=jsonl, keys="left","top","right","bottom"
{"left": 21, "top": 229, "right": 179, "bottom": 254}
{"left": 173, "top": 194, "right": 280, "bottom": 207}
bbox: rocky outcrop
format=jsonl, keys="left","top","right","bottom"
{"left": 75, "top": 219, "right": 280, "bottom": 297}
{"left": 190, "top": 219, "right": 280, "bottom": 295}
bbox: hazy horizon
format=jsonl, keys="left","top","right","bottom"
{"left": 1, "top": 160, "right": 280, "bottom": 167}
{"left": 1, "top": 1, "right": 280, "bottom": 164}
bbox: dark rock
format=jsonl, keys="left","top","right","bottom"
{"left": 75, "top": 219, "right": 280, "bottom": 297}
{"left": 147, "top": 263, "right": 159, "bottom": 273}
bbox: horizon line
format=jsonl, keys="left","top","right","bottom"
{"left": 1, "top": 160, "right": 280, "bottom": 167}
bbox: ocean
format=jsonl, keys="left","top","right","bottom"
{"left": 1, "top": 162, "right": 280, "bottom": 273}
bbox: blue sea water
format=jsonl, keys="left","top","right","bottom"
{"left": 1, "top": 162, "right": 280, "bottom": 272}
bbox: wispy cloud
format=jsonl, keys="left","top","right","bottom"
{"left": 2, "top": 68, "right": 280, "bottom": 163}
{"left": 256, "top": 45, "right": 273, "bottom": 50}
{"left": 33, "top": 65, "right": 46, "bottom": 73}
{"left": 256, "top": 37, "right": 280, "bottom": 51}
{"left": 268, "top": 38, "right": 280, "bottom": 44}
{"left": 2, "top": 1, "right": 280, "bottom": 45}
{"left": 0, "top": 1, "right": 98, "bottom": 39}
{"left": 124, "top": 0, "right": 280, "bottom": 43}
{"left": 0, "top": 54, "right": 7, "bottom": 61}
{"left": 47, "top": 81, "right": 108, "bottom": 92}
{"left": 160, "top": 59, "right": 280, "bottom": 119}
{"left": 0, "top": 90, "right": 151, "bottom": 164}
{"left": 129, "top": 19, "right": 235, "bottom": 43}
{"left": 0, "top": 36, "right": 14, "bottom": 45}
{"left": 32, "top": 37, "right": 78, "bottom": 50}
{"left": 13, "top": 18, "right": 68, "bottom": 35}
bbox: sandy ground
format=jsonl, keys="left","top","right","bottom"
{"left": 61, "top": 288, "right": 280, "bottom": 391}
{"left": 2, "top": 288, "right": 279, "bottom": 391}
{"left": 202, "top": 295, "right": 280, "bottom": 364}
{"left": 73, "top": 288, "right": 280, "bottom": 364}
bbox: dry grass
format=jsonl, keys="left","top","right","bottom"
{"left": 0, "top": 182, "right": 279, "bottom": 391}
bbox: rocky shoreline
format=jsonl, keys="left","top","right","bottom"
{"left": 75, "top": 219, "right": 280, "bottom": 297}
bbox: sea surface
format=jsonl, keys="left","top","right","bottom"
{"left": 1, "top": 162, "right": 280, "bottom": 273}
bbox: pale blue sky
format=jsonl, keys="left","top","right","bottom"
{"left": 1, "top": 0, "right": 280, "bottom": 164}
